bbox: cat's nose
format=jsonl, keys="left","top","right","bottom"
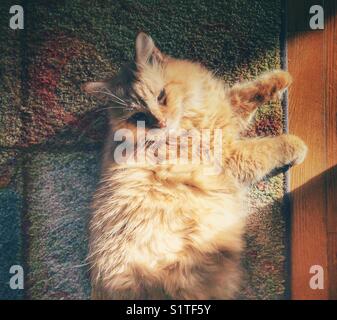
{"left": 158, "top": 119, "right": 167, "bottom": 128}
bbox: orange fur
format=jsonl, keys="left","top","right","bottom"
{"left": 83, "top": 33, "right": 307, "bottom": 299}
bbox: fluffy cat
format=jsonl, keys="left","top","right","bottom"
{"left": 83, "top": 32, "right": 307, "bottom": 299}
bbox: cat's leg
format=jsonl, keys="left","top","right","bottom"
{"left": 228, "top": 70, "right": 292, "bottom": 129}
{"left": 224, "top": 134, "right": 307, "bottom": 185}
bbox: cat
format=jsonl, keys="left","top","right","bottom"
{"left": 82, "top": 32, "right": 307, "bottom": 299}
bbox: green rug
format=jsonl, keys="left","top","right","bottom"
{"left": 0, "top": 0, "right": 287, "bottom": 299}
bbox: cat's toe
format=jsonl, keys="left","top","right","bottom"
{"left": 283, "top": 134, "right": 308, "bottom": 166}
{"left": 260, "top": 70, "right": 293, "bottom": 101}
{"left": 271, "top": 70, "right": 293, "bottom": 89}
{"left": 292, "top": 142, "right": 308, "bottom": 165}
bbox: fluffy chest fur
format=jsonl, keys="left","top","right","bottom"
{"left": 89, "top": 164, "right": 247, "bottom": 299}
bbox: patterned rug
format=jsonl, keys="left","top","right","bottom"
{"left": 0, "top": 0, "right": 288, "bottom": 299}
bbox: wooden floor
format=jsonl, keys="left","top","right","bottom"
{"left": 287, "top": 0, "right": 337, "bottom": 299}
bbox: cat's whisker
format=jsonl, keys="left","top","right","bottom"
{"left": 91, "top": 90, "right": 128, "bottom": 106}
{"left": 64, "top": 262, "right": 90, "bottom": 270}
{"left": 212, "top": 68, "right": 220, "bottom": 76}
{"left": 102, "top": 88, "right": 128, "bottom": 105}
{"left": 94, "top": 106, "right": 131, "bottom": 113}
{"left": 115, "top": 115, "right": 130, "bottom": 122}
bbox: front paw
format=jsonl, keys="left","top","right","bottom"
{"left": 281, "top": 134, "right": 308, "bottom": 166}
{"left": 260, "top": 70, "right": 293, "bottom": 100}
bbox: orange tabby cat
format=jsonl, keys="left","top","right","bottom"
{"left": 83, "top": 33, "right": 307, "bottom": 299}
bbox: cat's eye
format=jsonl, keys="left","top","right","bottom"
{"left": 157, "top": 89, "right": 167, "bottom": 105}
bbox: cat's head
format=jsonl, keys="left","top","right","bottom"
{"left": 82, "top": 32, "right": 207, "bottom": 133}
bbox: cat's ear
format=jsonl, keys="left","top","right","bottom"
{"left": 135, "top": 32, "right": 164, "bottom": 65}
{"left": 81, "top": 81, "right": 111, "bottom": 101}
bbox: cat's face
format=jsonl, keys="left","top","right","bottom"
{"left": 83, "top": 33, "right": 206, "bottom": 133}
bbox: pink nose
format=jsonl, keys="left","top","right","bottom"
{"left": 159, "top": 119, "right": 167, "bottom": 128}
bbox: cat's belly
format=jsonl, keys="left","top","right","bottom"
{"left": 122, "top": 190, "right": 247, "bottom": 272}
{"left": 89, "top": 169, "right": 248, "bottom": 299}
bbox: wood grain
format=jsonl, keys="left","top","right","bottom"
{"left": 325, "top": 0, "right": 337, "bottom": 233}
{"left": 287, "top": 0, "right": 337, "bottom": 300}
{"left": 325, "top": 0, "right": 337, "bottom": 300}
{"left": 287, "top": 1, "right": 329, "bottom": 299}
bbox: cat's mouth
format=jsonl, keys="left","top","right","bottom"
{"left": 127, "top": 112, "right": 164, "bottom": 129}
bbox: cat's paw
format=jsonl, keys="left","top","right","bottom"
{"left": 260, "top": 70, "right": 292, "bottom": 100}
{"left": 281, "top": 134, "right": 308, "bottom": 166}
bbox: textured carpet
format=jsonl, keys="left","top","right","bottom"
{"left": 0, "top": 0, "right": 287, "bottom": 299}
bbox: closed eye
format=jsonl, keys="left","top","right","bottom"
{"left": 127, "top": 112, "right": 161, "bottom": 128}
{"left": 157, "top": 89, "right": 167, "bottom": 105}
